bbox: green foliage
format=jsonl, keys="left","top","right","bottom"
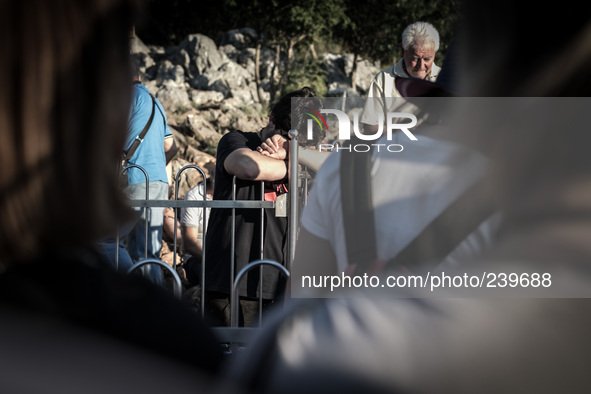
{"left": 137, "top": 0, "right": 459, "bottom": 92}
{"left": 281, "top": 58, "right": 328, "bottom": 98}
{"left": 139, "top": 0, "right": 458, "bottom": 63}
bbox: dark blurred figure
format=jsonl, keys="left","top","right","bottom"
{"left": 0, "top": 0, "right": 223, "bottom": 392}
{"left": 227, "top": 1, "right": 591, "bottom": 393}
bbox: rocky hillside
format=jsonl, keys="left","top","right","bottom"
{"left": 131, "top": 28, "right": 381, "bottom": 199}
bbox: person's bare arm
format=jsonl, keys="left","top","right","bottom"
{"left": 164, "top": 135, "right": 178, "bottom": 164}
{"left": 162, "top": 208, "right": 182, "bottom": 243}
{"left": 286, "top": 228, "right": 338, "bottom": 299}
{"left": 181, "top": 225, "right": 203, "bottom": 261}
{"left": 224, "top": 147, "right": 287, "bottom": 181}
{"left": 257, "top": 134, "right": 329, "bottom": 172}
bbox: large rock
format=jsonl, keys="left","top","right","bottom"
{"left": 345, "top": 56, "right": 381, "bottom": 94}
{"left": 156, "top": 80, "right": 191, "bottom": 111}
{"left": 322, "top": 53, "right": 381, "bottom": 95}
{"left": 178, "top": 34, "right": 230, "bottom": 76}
{"left": 212, "top": 61, "right": 252, "bottom": 89}
{"left": 232, "top": 114, "right": 266, "bottom": 132}
{"left": 192, "top": 60, "right": 254, "bottom": 100}
{"left": 169, "top": 48, "right": 192, "bottom": 78}
{"left": 220, "top": 42, "right": 275, "bottom": 86}
{"left": 185, "top": 113, "right": 222, "bottom": 147}
{"left": 220, "top": 28, "right": 259, "bottom": 49}
{"left": 155, "top": 60, "right": 185, "bottom": 86}
{"left": 231, "top": 87, "right": 257, "bottom": 105}
{"left": 130, "top": 36, "right": 150, "bottom": 55}
{"left": 191, "top": 90, "right": 225, "bottom": 107}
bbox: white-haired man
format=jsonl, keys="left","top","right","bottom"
{"left": 361, "top": 21, "right": 441, "bottom": 133}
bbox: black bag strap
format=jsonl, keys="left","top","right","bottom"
{"left": 383, "top": 177, "right": 494, "bottom": 273}
{"left": 340, "top": 138, "right": 377, "bottom": 274}
{"left": 341, "top": 145, "right": 495, "bottom": 275}
{"left": 122, "top": 92, "right": 157, "bottom": 161}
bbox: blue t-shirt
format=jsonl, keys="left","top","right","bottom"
{"left": 125, "top": 84, "right": 172, "bottom": 185}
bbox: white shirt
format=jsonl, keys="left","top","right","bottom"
{"left": 180, "top": 183, "right": 211, "bottom": 260}
{"left": 300, "top": 127, "right": 498, "bottom": 273}
{"left": 360, "top": 59, "right": 441, "bottom": 127}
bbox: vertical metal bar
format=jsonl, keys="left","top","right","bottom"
{"left": 172, "top": 165, "right": 208, "bottom": 318}
{"left": 230, "top": 175, "right": 237, "bottom": 328}
{"left": 127, "top": 258, "right": 182, "bottom": 299}
{"left": 174, "top": 165, "right": 207, "bottom": 270}
{"left": 233, "top": 260, "right": 290, "bottom": 329}
{"left": 143, "top": 179, "right": 149, "bottom": 260}
{"left": 120, "top": 165, "right": 149, "bottom": 276}
{"left": 303, "top": 165, "right": 309, "bottom": 206}
{"left": 258, "top": 181, "right": 265, "bottom": 327}
{"left": 200, "top": 177, "right": 207, "bottom": 317}
{"left": 288, "top": 130, "right": 299, "bottom": 271}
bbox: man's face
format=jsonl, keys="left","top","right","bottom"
{"left": 403, "top": 44, "right": 436, "bottom": 79}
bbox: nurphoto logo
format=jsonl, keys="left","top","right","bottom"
{"left": 307, "top": 109, "right": 418, "bottom": 152}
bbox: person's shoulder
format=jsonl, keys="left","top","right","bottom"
{"left": 392, "top": 59, "right": 408, "bottom": 78}
{"left": 375, "top": 64, "right": 397, "bottom": 78}
{"left": 133, "top": 83, "right": 151, "bottom": 97}
{"left": 185, "top": 183, "right": 205, "bottom": 200}
{"left": 430, "top": 63, "right": 442, "bottom": 81}
{"left": 219, "top": 129, "right": 261, "bottom": 147}
{"left": 131, "top": 84, "right": 152, "bottom": 106}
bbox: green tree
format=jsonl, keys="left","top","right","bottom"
{"left": 248, "top": 0, "right": 349, "bottom": 102}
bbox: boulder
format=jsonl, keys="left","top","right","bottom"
{"left": 185, "top": 113, "right": 222, "bottom": 147}
{"left": 192, "top": 60, "right": 253, "bottom": 100}
{"left": 231, "top": 87, "right": 257, "bottom": 105}
{"left": 322, "top": 52, "right": 381, "bottom": 95}
{"left": 232, "top": 115, "right": 266, "bottom": 133}
{"left": 322, "top": 53, "right": 351, "bottom": 92}
{"left": 169, "top": 48, "right": 192, "bottom": 79}
{"left": 131, "top": 52, "right": 156, "bottom": 77}
{"left": 178, "top": 34, "right": 230, "bottom": 76}
{"left": 155, "top": 60, "right": 185, "bottom": 86}
{"left": 220, "top": 28, "right": 259, "bottom": 49}
{"left": 191, "top": 90, "right": 225, "bottom": 107}
{"left": 130, "top": 36, "right": 150, "bottom": 55}
{"left": 348, "top": 57, "right": 381, "bottom": 94}
{"left": 155, "top": 80, "right": 191, "bottom": 112}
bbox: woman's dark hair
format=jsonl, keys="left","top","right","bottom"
{"left": 0, "top": 0, "right": 138, "bottom": 266}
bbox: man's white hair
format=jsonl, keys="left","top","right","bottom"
{"left": 401, "top": 21, "right": 440, "bottom": 52}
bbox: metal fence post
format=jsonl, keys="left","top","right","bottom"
{"left": 127, "top": 258, "right": 182, "bottom": 299}
{"left": 119, "top": 164, "right": 150, "bottom": 273}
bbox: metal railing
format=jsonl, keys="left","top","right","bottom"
{"left": 118, "top": 131, "right": 314, "bottom": 343}
{"left": 127, "top": 258, "right": 182, "bottom": 299}
{"left": 118, "top": 165, "right": 149, "bottom": 277}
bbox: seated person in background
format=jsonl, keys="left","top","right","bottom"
{"left": 181, "top": 178, "right": 214, "bottom": 286}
